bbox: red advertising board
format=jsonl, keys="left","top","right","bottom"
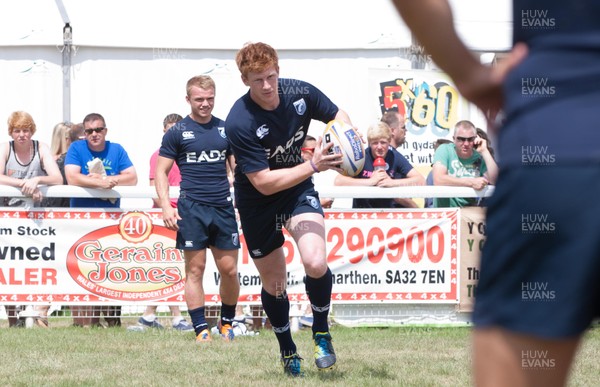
{"left": 0, "top": 208, "right": 459, "bottom": 305}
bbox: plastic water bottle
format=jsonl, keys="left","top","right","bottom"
{"left": 373, "top": 157, "right": 386, "bottom": 171}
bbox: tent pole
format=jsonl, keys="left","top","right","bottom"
{"left": 62, "top": 23, "right": 72, "bottom": 123}
{"left": 55, "top": 0, "right": 72, "bottom": 123}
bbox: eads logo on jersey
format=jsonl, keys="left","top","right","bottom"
{"left": 66, "top": 211, "right": 185, "bottom": 301}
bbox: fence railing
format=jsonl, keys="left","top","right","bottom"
{"left": 0, "top": 184, "right": 494, "bottom": 200}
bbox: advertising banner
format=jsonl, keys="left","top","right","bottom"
{"left": 458, "top": 206, "right": 486, "bottom": 312}
{"left": 369, "top": 69, "right": 473, "bottom": 167}
{"left": 0, "top": 208, "right": 459, "bottom": 305}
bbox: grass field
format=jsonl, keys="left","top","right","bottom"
{"left": 1, "top": 321, "right": 598, "bottom": 387}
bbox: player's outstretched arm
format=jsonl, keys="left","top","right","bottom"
{"left": 392, "top": 0, "right": 527, "bottom": 125}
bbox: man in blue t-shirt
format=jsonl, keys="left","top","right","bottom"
{"left": 155, "top": 75, "right": 240, "bottom": 343}
{"left": 431, "top": 120, "right": 497, "bottom": 207}
{"left": 65, "top": 113, "right": 137, "bottom": 208}
{"left": 334, "top": 121, "right": 425, "bottom": 208}
{"left": 65, "top": 112, "right": 138, "bottom": 327}
{"left": 225, "top": 42, "right": 348, "bottom": 376}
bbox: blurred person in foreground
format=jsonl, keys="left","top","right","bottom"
{"left": 394, "top": 1, "right": 600, "bottom": 386}
{"left": 0, "top": 111, "right": 62, "bottom": 327}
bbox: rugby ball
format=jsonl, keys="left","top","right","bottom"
{"left": 323, "top": 120, "right": 365, "bottom": 176}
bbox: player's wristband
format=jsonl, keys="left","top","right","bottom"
{"left": 309, "top": 160, "right": 319, "bottom": 173}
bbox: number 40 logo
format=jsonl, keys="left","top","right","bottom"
{"left": 118, "top": 211, "right": 153, "bottom": 243}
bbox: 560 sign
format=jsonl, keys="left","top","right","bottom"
{"left": 379, "top": 78, "right": 460, "bottom": 134}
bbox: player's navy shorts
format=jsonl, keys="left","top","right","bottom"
{"left": 472, "top": 165, "right": 600, "bottom": 338}
{"left": 236, "top": 185, "right": 324, "bottom": 259}
{"left": 176, "top": 196, "right": 240, "bottom": 251}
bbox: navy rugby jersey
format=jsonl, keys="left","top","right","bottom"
{"left": 225, "top": 78, "right": 338, "bottom": 203}
{"left": 159, "top": 115, "right": 233, "bottom": 206}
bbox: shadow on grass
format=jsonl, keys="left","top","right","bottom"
{"left": 314, "top": 364, "right": 395, "bottom": 382}
{"left": 359, "top": 364, "right": 396, "bottom": 380}
{"left": 315, "top": 367, "right": 346, "bottom": 381}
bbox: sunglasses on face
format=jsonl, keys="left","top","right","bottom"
{"left": 455, "top": 136, "right": 476, "bottom": 143}
{"left": 84, "top": 127, "right": 106, "bottom": 135}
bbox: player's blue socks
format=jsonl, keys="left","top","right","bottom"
{"left": 189, "top": 306, "right": 209, "bottom": 336}
{"left": 221, "top": 303, "right": 236, "bottom": 327}
{"left": 305, "top": 267, "right": 333, "bottom": 333}
{"left": 261, "top": 287, "right": 297, "bottom": 357}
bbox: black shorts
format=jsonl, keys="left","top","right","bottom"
{"left": 236, "top": 186, "right": 323, "bottom": 258}
{"left": 472, "top": 165, "right": 600, "bottom": 338}
{"left": 176, "top": 197, "right": 240, "bottom": 251}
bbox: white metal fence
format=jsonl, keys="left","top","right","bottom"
{"left": 0, "top": 184, "right": 491, "bottom": 329}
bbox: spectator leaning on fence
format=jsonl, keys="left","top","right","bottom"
{"left": 334, "top": 121, "right": 425, "bottom": 209}
{"left": 41, "top": 122, "right": 94, "bottom": 327}
{"left": 424, "top": 139, "right": 453, "bottom": 208}
{"left": 0, "top": 111, "right": 63, "bottom": 327}
{"left": 41, "top": 121, "right": 75, "bottom": 208}
{"left": 431, "top": 120, "right": 498, "bottom": 208}
{"left": 35, "top": 121, "right": 84, "bottom": 327}
{"left": 64, "top": 113, "right": 137, "bottom": 208}
{"left": 65, "top": 112, "right": 138, "bottom": 327}
{"left": 380, "top": 110, "right": 407, "bottom": 149}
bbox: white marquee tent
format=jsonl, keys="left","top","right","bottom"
{"left": 0, "top": 0, "right": 512, "bottom": 207}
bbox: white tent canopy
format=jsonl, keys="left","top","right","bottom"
{"left": 0, "top": 0, "right": 512, "bottom": 208}
{"left": 1, "top": 0, "right": 511, "bottom": 50}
